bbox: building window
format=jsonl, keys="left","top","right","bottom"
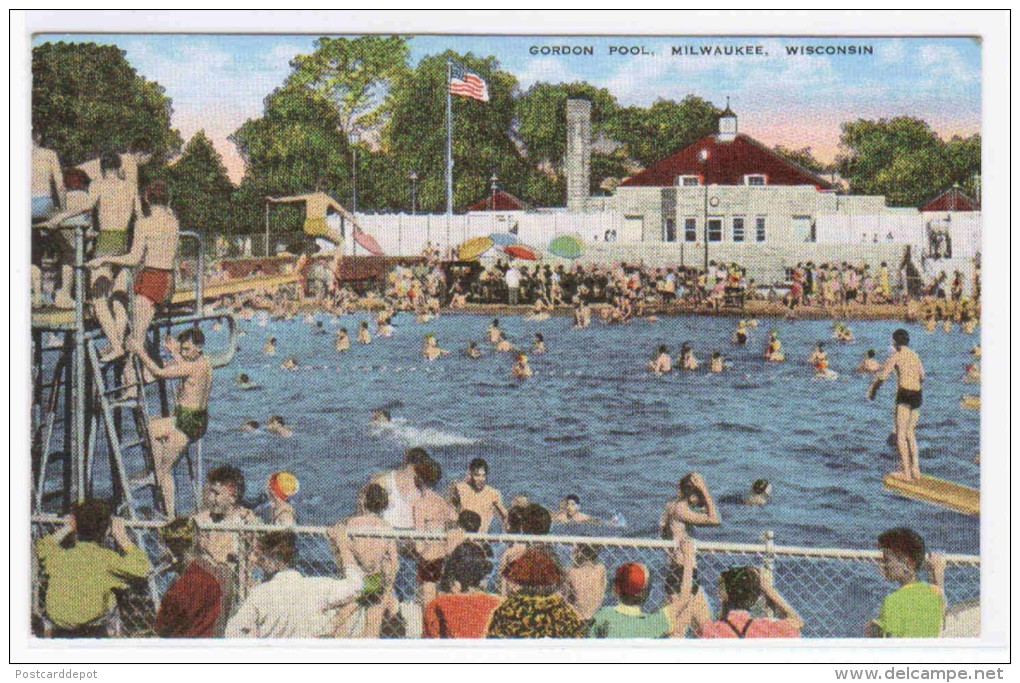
{"left": 684, "top": 218, "right": 697, "bottom": 242}
{"left": 732, "top": 217, "right": 745, "bottom": 242}
{"left": 707, "top": 218, "right": 723, "bottom": 242}
{"left": 755, "top": 216, "right": 766, "bottom": 242}
{"left": 744, "top": 174, "right": 767, "bottom": 186}
{"left": 677, "top": 175, "right": 701, "bottom": 186}
{"left": 664, "top": 218, "right": 676, "bottom": 242}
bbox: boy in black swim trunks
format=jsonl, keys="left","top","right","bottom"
{"left": 868, "top": 329, "right": 926, "bottom": 481}
{"left": 128, "top": 328, "right": 212, "bottom": 517}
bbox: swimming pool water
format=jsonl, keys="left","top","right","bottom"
{"left": 200, "top": 311, "right": 980, "bottom": 555}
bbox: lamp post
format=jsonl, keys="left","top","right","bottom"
{"left": 350, "top": 131, "right": 360, "bottom": 215}
{"left": 490, "top": 171, "right": 499, "bottom": 234}
{"left": 409, "top": 170, "right": 418, "bottom": 215}
{"left": 703, "top": 185, "right": 709, "bottom": 273}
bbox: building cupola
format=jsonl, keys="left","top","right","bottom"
{"left": 718, "top": 97, "right": 737, "bottom": 142}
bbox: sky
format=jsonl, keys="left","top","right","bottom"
{"left": 32, "top": 33, "right": 982, "bottom": 184}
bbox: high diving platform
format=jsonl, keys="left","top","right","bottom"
{"left": 883, "top": 473, "right": 980, "bottom": 517}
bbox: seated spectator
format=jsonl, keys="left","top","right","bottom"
{"left": 590, "top": 537, "right": 697, "bottom": 639}
{"left": 486, "top": 549, "right": 585, "bottom": 639}
{"left": 154, "top": 517, "right": 228, "bottom": 638}
{"left": 499, "top": 502, "right": 554, "bottom": 595}
{"left": 423, "top": 542, "right": 501, "bottom": 638}
{"left": 865, "top": 527, "right": 945, "bottom": 638}
{"left": 225, "top": 526, "right": 365, "bottom": 638}
{"left": 35, "top": 499, "right": 150, "bottom": 637}
{"left": 701, "top": 565, "right": 803, "bottom": 638}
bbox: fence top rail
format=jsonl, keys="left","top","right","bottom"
{"left": 30, "top": 514, "right": 980, "bottom": 566}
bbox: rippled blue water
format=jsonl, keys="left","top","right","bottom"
{"left": 199, "top": 311, "right": 979, "bottom": 555}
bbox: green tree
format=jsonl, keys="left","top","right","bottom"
{"left": 944, "top": 134, "right": 981, "bottom": 199}
{"left": 32, "top": 41, "right": 182, "bottom": 166}
{"left": 164, "top": 131, "right": 234, "bottom": 237}
{"left": 379, "top": 51, "right": 530, "bottom": 213}
{"left": 837, "top": 117, "right": 956, "bottom": 206}
{"left": 605, "top": 96, "right": 721, "bottom": 167}
{"left": 286, "top": 35, "right": 410, "bottom": 137}
{"left": 229, "top": 84, "right": 352, "bottom": 234}
{"left": 772, "top": 145, "right": 830, "bottom": 175}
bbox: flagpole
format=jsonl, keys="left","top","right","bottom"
{"left": 445, "top": 58, "right": 453, "bottom": 257}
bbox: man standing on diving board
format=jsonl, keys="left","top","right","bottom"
{"left": 868, "top": 329, "right": 925, "bottom": 482}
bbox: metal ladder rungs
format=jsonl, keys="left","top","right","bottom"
{"left": 102, "top": 382, "right": 143, "bottom": 397}
{"left": 120, "top": 438, "right": 146, "bottom": 451}
{"left": 108, "top": 398, "right": 141, "bottom": 410}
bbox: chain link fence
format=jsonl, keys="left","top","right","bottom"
{"left": 30, "top": 517, "right": 979, "bottom": 639}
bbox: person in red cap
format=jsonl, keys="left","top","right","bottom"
{"left": 589, "top": 537, "right": 698, "bottom": 639}
{"left": 486, "top": 548, "right": 585, "bottom": 639}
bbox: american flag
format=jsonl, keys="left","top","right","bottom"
{"left": 448, "top": 64, "right": 489, "bottom": 102}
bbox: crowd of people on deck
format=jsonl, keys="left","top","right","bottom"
{"left": 34, "top": 456, "right": 949, "bottom": 640}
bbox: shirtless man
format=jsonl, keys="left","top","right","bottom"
{"left": 31, "top": 134, "right": 67, "bottom": 306}
{"left": 127, "top": 328, "right": 212, "bottom": 517}
{"left": 266, "top": 191, "right": 356, "bottom": 248}
{"left": 411, "top": 459, "right": 456, "bottom": 608}
{"left": 44, "top": 152, "right": 137, "bottom": 361}
{"left": 88, "top": 181, "right": 179, "bottom": 360}
{"left": 648, "top": 345, "right": 672, "bottom": 375}
{"left": 552, "top": 494, "right": 594, "bottom": 524}
{"left": 447, "top": 458, "right": 508, "bottom": 533}
{"left": 193, "top": 465, "right": 257, "bottom": 617}
{"left": 465, "top": 341, "right": 483, "bottom": 359}
{"left": 564, "top": 543, "right": 607, "bottom": 623}
{"left": 869, "top": 329, "right": 926, "bottom": 481}
{"left": 341, "top": 483, "right": 399, "bottom": 637}
{"left": 511, "top": 352, "right": 532, "bottom": 379}
{"left": 494, "top": 332, "right": 513, "bottom": 354}
{"left": 487, "top": 319, "right": 502, "bottom": 344}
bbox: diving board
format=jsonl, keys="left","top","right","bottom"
{"left": 883, "top": 474, "right": 979, "bottom": 517}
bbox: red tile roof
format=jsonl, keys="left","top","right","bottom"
{"left": 919, "top": 187, "right": 978, "bottom": 212}
{"left": 620, "top": 134, "right": 833, "bottom": 189}
{"left": 467, "top": 189, "right": 528, "bottom": 212}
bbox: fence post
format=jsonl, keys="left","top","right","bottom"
{"left": 762, "top": 529, "right": 775, "bottom": 572}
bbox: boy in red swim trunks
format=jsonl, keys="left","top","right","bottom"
{"left": 90, "top": 181, "right": 180, "bottom": 356}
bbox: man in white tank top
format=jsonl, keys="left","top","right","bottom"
{"left": 365, "top": 448, "right": 428, "bottom": 530}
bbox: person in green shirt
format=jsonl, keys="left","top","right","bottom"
{"left": 35, "top": 499, "right": 151, "bottom": 637}
{"left": 866, "top": 527, "right": 945, "bottom": 638}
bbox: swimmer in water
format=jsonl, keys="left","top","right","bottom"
{"left": 487, "top": 319, "right": 502, "bottom": 344}
{"left": 745, "top": 479, "right": 771, "bottom": 506}
{"left": 465, "top": 341, "right": 483, "bottom": 359}
{"left": 732, "top": 320, "right": 749, "bottom": 346}
{"left": 241, "top": 419, "right": 260, "bottom": 433}
{"left": 678, "top": 343, "right": 698, "bottom": 371}
{"left": 709, "top": 351, "right": 724, "bottom": 374}
{"left": 532, "top": 333, "right": 546, "bottom": 355}
{"left": 747, "top": 318, "right": 759, "bottom": 329}
{"left": 315, "top": 320, "right": 326, "bottom": 335}
{"left": 377, "top": 314, "right": 394, "bottom": 338}
{"left": 357, "top": 320, "right": 372, "bottom": 345}
{"left": 494, "top": 331, "right": 513, "bottom": 353}
{"left": 335, "top": 327, "right": 351, "bottom": 352}
{"left": 262, "top": 337, "right": 277, "bottom": 355}
{"left": 527, "top": 299, "right": 551, "bottom": 321}
{"left": 808, "top": 342, "right": 826, "bottom": 367}
{"left": 856, "top": 349, "right": 880, "bottom": 374}
{"left": 265, "top": 415, "right": 293, "bottom": 438}
{"left": 511, "top": 351, "right": 532, "bottom": 379}
{"left": 552, "top": 494, "right": 593, "bottom": 524}
{"left": 235, "top": 373, "right": 259, "bottom": 390}
{"left": 764, "top": 330, "right": 785, "bottom": 362}
{"left": 971, "top": 344, "right": 981, "bottom": 360}
{"left": 370, "top": 408, "right": 392, "bottom": 425}
{"left": 422, "top": 334, "right": 449, "bottom": 361}
{"left": 963, "top": 357, "right": 980, "bottom": 383}
{"left": 280, "top": 356, "right": 299, "bottom": 370}
{"left": 648, "top": 345, "right": 672, "bottom": 375}
{"left": 833, "top": 322, "right": 855, "bottom": 343}
{"left": 811, "top": 345, "right": 832, "bottom": 378}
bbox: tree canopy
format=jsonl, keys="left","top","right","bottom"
{"left": 605, "top": 96, "right": 721, "bottom": 168}
{"left": 32, "top": 41, "right": 182, "bottom": 166}
{"left": 164, "top": 131, "right": 234, "bottom": 237}
{"left": 837, "top": 117, "right": 978, "bottom": 206}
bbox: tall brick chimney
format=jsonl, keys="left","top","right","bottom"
{"left": 565, "top": 98, "right": 592, "bottom": 211}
